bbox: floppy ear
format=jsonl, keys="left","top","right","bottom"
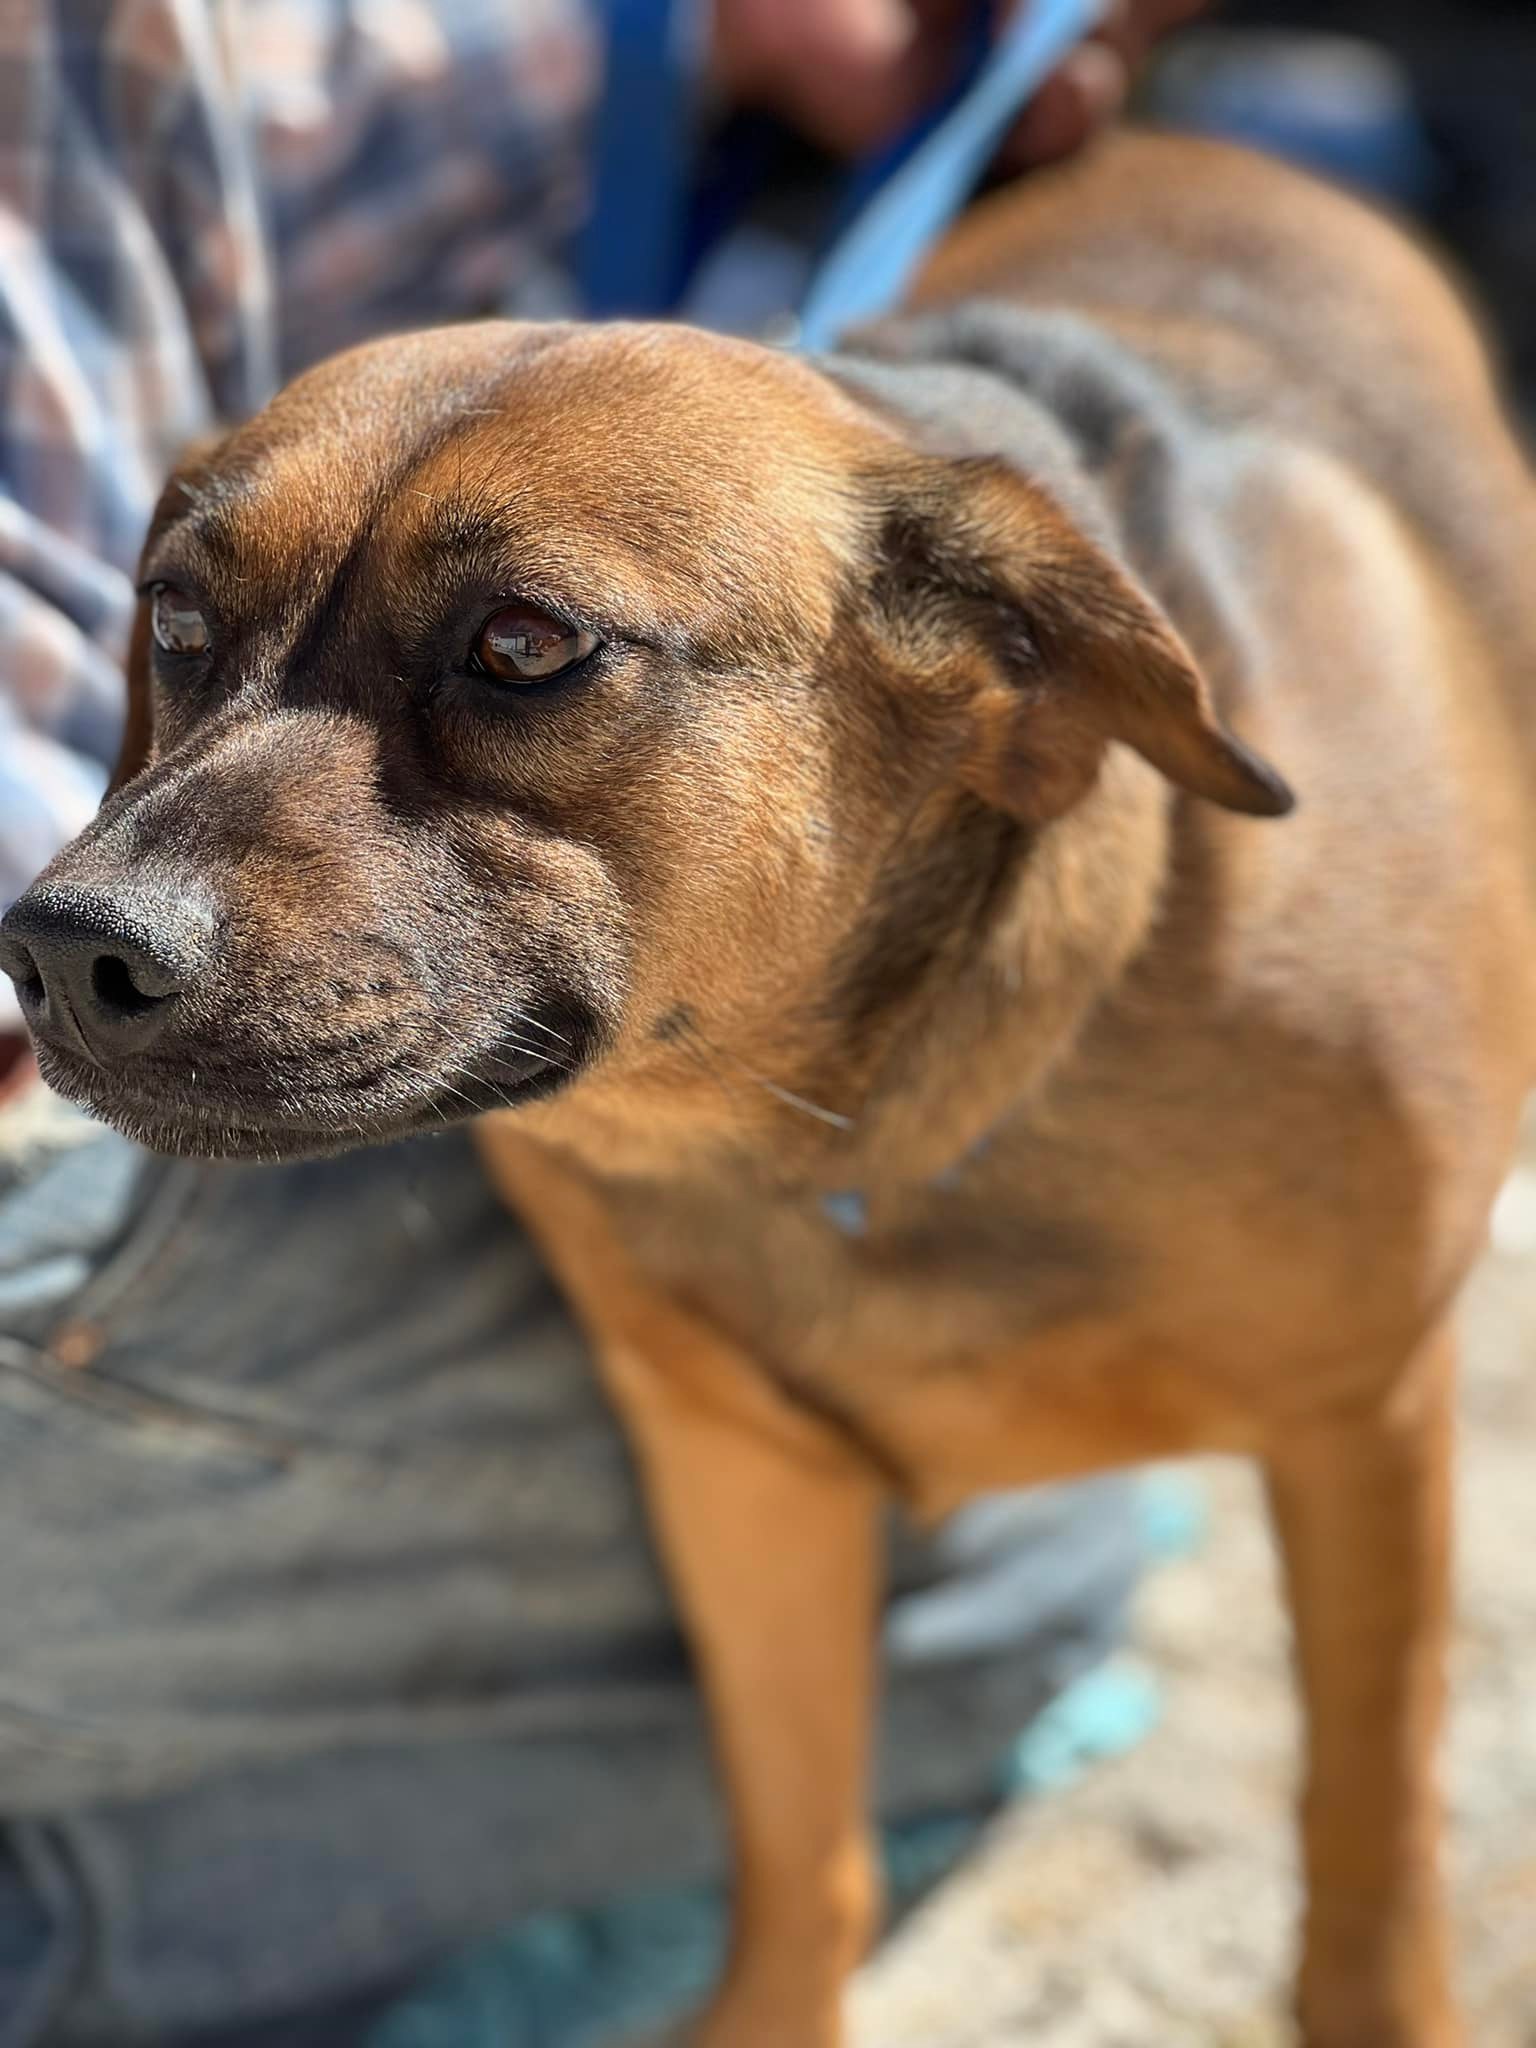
{"left": 107, "top": 592, "right": 156, "bottom": 796}
{"left": 875, "top": 457, "right": 1294, "bottom": 825}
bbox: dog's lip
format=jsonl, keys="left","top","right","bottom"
{"left": 28, "top": 1038, "right": 569, "bottom": 1160}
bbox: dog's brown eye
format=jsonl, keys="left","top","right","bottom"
{"left": 149, "top": 584, "right": 210, "bottom": 658}
{"left": 471, "top": 606, "right": 598, "bottom": 684}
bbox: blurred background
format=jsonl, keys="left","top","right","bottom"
{"left": 674, "top": 1, "right": 1534, "bottom": 404}
{"left": 1152, "top": 0, "right": 1535, "bottom": 411}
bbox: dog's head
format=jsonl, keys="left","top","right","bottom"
{"left": 0, "top": 322, "right": 1290, "bottom": 1161}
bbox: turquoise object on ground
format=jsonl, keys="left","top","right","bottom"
{"left": 368, "top": 1650, "right": 1181, "bottom": 2048}
{"left": 369, "top": 1809, "right": 990, "bottom": 2048}
{"left": 998, "top": 1659, "right": 1162, "bottom": 1799}
{"left": 1138, "top": 1467, "right": 1210, "bottom": 1562}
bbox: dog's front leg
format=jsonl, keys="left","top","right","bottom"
{"left": 1264, "top": 1325, "right": 1460, "bottom": 2048}
{"left": 610, "top": 1333, "right": 884, "bottom": 2048}
{"left": 477, "top": 1131, "right": 883, "bottom": 2048}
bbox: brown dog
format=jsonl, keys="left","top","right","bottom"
{"left": 5, "top": 130, "right": 1536, "bottom": 2047}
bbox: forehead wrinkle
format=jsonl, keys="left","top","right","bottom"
{"left": 150, "top": 439, "right": 416, "bottom": 661}
{"left": 279, "top": 479, "right": 403, "bottom": 684}
{"left": 185, "top": 414, "right": 411, "bottom": 576}
{"left": 367, "top": 426, "right": 684, "bottom": 652}
{"left": 395, "top": 497, "right": 673, "bottom": 637}
{"left": 398, "top": 414, "right": 861, "bottom": 661}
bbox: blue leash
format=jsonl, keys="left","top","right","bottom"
{"left": 797, "top": 0, "right": 1105, "bottom": 346}
{"left": 579, "top": 0, "right": 1106, "bottom": 345}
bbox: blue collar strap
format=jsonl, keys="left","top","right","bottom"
{"left": 579, "top": 0, "right": 1105, "bottom": 343}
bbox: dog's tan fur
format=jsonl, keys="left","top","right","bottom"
{"left": 10, "top": 131, "right": 1536, "bottom": 2046}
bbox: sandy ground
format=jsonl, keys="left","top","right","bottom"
{"left": 852, "top": 1138, "right": 1536, "bottom": 2046}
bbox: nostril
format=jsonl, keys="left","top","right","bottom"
{"left": 91, "top": 953, "right": 166, "bottom": 1018}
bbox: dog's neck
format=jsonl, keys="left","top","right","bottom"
{"left": 539, "top": 749, "right": 1170, "bottom": 1194}
{"left": 808, "top": 322, "right": 1204, "bottom": 1181}
{"left": 812, "top": 755, "right": 1173, "bottom": 1193}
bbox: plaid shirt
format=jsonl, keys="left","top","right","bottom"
{"left": 0, "top": 0, "right": 595, "bottom": 1022}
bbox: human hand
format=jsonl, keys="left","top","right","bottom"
{"left": 710, "top": 0, "right": 1209, "bottom": 162}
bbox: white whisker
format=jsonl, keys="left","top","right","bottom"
{"left": 506, "top": 1009, "right": 572, "bottom": 1049}
{"left": 677, "top": 1018, "right": 855, "bottom": 1134}
{"left": 500, "top": 1036, "right": 571, "bottom": 1071}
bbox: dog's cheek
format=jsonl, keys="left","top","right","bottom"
{"left": 443, "top": 814, "right": 633, "bottom": 1037}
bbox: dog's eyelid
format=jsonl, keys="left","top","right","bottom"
{"left": 139, "top": 506, "right": 226, "bottom": 582}
{"left": 136, "top": 558, "right": 216, "bottom": 608}
{"left": 456, "top": 563, "right": 683, "bottom": 657}
{"left": 479, "top": 586, "right": 635, "bottom": 650}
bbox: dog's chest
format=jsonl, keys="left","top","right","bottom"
{"left": 610, "top": 1144, "right": 1182, "bottom": 1426}
{"left": 627, "top": 1151, "right": 1097, "bottom": 1328}
{"left": 609, "top": 1160, "right": 1255, "bottom": 1509}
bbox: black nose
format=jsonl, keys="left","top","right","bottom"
{"left": 0, "top": 880, "right": 218, "bottom": 1062}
